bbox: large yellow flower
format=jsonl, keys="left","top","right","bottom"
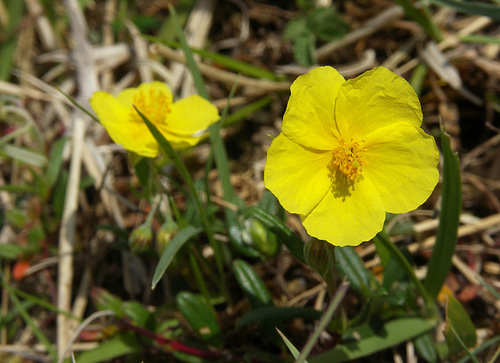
{"left": 90, "top": 82, "right": 219, "bottom": 158}
{"left": 264, "top": 67, "right": 439, "bottom": 246}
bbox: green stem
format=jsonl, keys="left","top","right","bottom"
{"left": 296, "top": 281, "right": 350, "bottom": 363}
{"left": 376, "top": 231, "right": 438, "bottom": 319}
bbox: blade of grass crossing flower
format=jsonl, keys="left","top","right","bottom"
{"left": 245, "top": 206, "right": 306, "bottom": 264}
{"left": 424, "top": 124, "right": 461, "bottom": 299}
{"left": 136, "top": 109, "right": 227, "bottom": 299}
{"left": 296, "top": 281, "right": 350, "bottom": 363}
{"left": 152, "top": 226, "right": 202, "bottom": 289}
{"left": 277, "top": 329, "right": 307, "bottom": 361}
{"left": 58, "top": 88, "right": 100, "bottom": 123}
{"left": 168, "top": 3, "right": 209, "bottom": 99}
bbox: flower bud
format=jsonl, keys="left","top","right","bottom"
{"left": 304, "top": 237, "right": 335, "bottom": 278}
{"left": 241, "top": 217, "right": 278, "bottom": 257}
{"left": 156, "top": 220, "right": 178, "bottom": 255}
{"left": 129, "top": 223, "right": 153, "bottom": 254}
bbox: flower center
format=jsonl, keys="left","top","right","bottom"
{"left": 332, "top": 138, "right": 368, "bottom": 181}
{"left": 131, "top": 89, "right": 171, "bottom": 125}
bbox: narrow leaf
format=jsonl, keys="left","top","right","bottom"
{"left": 424, "top": 124, "right": 462, "bottom": 299}
{"left": 277, "top": 329, "right": 307, "bottom": 361}
{"left": 444, "top": 294, "right": 477, "bottom": 355}
{"left": 46, "top": 137, "right": 69, "bottom": 188}
{"left": 309, "top": 317, "right": 436, "bottom": 362}
{"left": 335, "top": 246, "right": 376, "bottom": 297}
{"left": 73, "top": 333, "right": 141, "bottom": 363}
{"left": 233, "top": 259, "right": 273, "bottom": 308}
{"left": 152, "top": 225, "right": 202, "bottom": 289}
{"left": 168, "top": 4, "right": 209, "bottom": 99}
{"left": 176, "top": 292, "right": 222, "bottom": 346}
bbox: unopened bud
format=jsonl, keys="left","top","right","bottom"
{"left": 304, "top": 238, "right": 335, "bottom": 278}
{"left": 129, "top": 223, "right": 153, "bottom": 254}
{"left": 156, "top": 220, "right": 178, "bottom": 255}
{"left": 242, "top": 217, "right": 278, "bottom": 257}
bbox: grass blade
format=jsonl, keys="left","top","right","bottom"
{"left": 296, "top": 281, "right": 350, "bottom": 363}
{"left": 168, "top": 3, "right": 209, "bottom": 99}
{"left": 424, "top": 123, "right": 462, "bottom": 299}
{"left": 152, "top": 225, "right": 202, "bottom": 289}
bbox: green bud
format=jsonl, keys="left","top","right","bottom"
{"left": 241, "top": 217, "right": 278, "bottom": 257}
{"left": 156, "top": 220, "right": 178, "bottom": 255}
{"left": 129, "top": 223, "right": 153, "bottom": 254}
{"left": 304, "top": 238, "right": 335, "bottom": 278}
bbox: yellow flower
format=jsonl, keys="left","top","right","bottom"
{"left": 90, "top": 81, "right": 219, "bottom": 158}
{"left": 264, "top": 67, "right": 439, "bottom": 246}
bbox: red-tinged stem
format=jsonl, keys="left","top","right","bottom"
{"left": 119, "top": 319, "right": 235, "bottom": 360}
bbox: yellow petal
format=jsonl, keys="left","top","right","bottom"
{"left": 301, "top": 173, "right": 386, "bottom": 246}
{"left": 363, "top": 123, "right": 439, "bottom": 213}
{"left": 90, "top": 91, "right": 159, "bottom": 158}
{"left": 335, "top": 67, "right": 422, "bottom": 140}
{"left": 116, "top": 81, "right": 173, "bottom": 108}
{"left": 165, "top": 94, "right": 219, "bottom": 136}
{"left": 264, "top": 134, "right": 333, "bottom": 215}
{"left": 282, "top": 66, "right": 345, "bottom": 150}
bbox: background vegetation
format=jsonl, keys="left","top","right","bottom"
{"left": 0, "top": 0, "right": 499, "bottom": 362}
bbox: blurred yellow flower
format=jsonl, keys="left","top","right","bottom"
{"left": 265, "top": 67, "right": 439, "bottom": 246}
{"left": 90, "top": 81, "right": 219, "bottom": 157}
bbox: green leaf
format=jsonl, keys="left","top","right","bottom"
{"left": 168, "top": 3, "right": 209, "bottom": 99}
{"left": 335, "top": 246, "right": 377, "bottom": 297}
{"left": 428, "top": 0, "right": 500, "bottom": 21}
{"left": 176, "top": 292, "right": 222, "bottom": 346}
{"left": 222, "top": 96, "right": 274, "bottom": 128}
{"left": 0, "top": 243, "right": 24, "bottom": 259}
{"left": 444, "top": 294, "right": 477, "bottom": 355}
{"left": 424, "top": 124, "right": 462, "bottom": 299}
{"left": 244, "top": 206, "right": 305, "bottom": 264}
{"left": 277, "top": 329, "right": 306, "bottom": 361}
{"left": 45, "top": 137, "right": 69, "bottom": 188}
{"left": 414, "top": 331, "right": 438, "bottom": 363}
{"left": 122, "top": 301, "right": 154, "bottom": 329}
{"left": 309, "top": 317, "right": 436, "bottom": 362}
{"left": 0, "top": 0, "right": 24, "bottom": 81}
{"left": 1, "top": 144, "right": 47, "bottom": 167}
{"left": 392, "top": 0, "right": 443, "bottom": 41}
{"left": 233, "top": 259, "right": 273, "bottom": 309}
{"left": 152, "top": 225, "right": 202, "bottom": 289}
{"left": 306, "top": 7, "right": 349, "bottom": 42}
{"left": 73, "top": 333, "right": 141, "bottom": 363}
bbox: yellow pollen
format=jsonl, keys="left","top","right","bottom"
{"left": 131, "top": 89, "right": 170, "bottom": 125}
{"left": 332, "top": 138, "right": 369, "bottom": 180}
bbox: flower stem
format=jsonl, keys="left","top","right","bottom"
{"left": 375, "top": 231, "right": 438, "bottom": 319}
